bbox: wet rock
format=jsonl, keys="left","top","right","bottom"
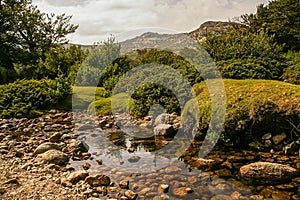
{"left": 67, "top": 139, "right": 89, "bottom": 153}
{"left": 262, "top": 133, "right": 272, "bottom": 140}
{"left": 231, "top": 191, "right": 242, "bottom": 200}
{"left": 214, "top": 168, "right": 232, "bottom": 177}
{"left": 35, "top": 149, "right": 69, "bottom": 165}
{"left": 119, "top": 180, "right": 129, "bottom": 189}
{"left": 95, "top": 159, "right": 103, "bottom": 165}
{"left": 128, "top": 156, "right": 141, "bottom": 163}
{"left": 211, "top": 194, "right": 232, "bottom": 200}
{"left": 67, "top": 170, "right": 89, "bottom": 184}
{"left": 239, "top": 162, "right": 298, "bottom": 185}
{"left": 272, "top": 191, "right": 290, "bottom": 199}
{"left": 159, "top": 184, "right": 169, "bottom": 193}
{"left": 82, "top": 162, "right": 91, "bottom": 170}
{"left": 272, "top": 133, "right": 287, "bottom": 145}
{"left": 34, "top": 142, "right": 60, "bottom": 155}
{"left": 172, "top": 187, "right": 193, "bottom": 197}
{"left": 85, "top": 174, "right": 110, "bottom": 187}
{"left": 191, "top": 158, "right": 216, "bottom": 170}
{"left": 165, "top": 166, "right": 181, "bottom": 173}
{"left": 132, "top": 183, "right": 139, "bottom": 190}
{"left": 153, "top": 124, "right": 175, "bottom": 137}
{"left": 124, "top": 190, "right": 137, "bottom": 200}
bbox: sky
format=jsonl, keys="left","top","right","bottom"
{"left": 32, "top": 0, "right": 269, "bottom": 45}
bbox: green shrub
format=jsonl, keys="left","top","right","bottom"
{"left": 217, "top": 58, "right": 285, "bottom": 80}
{"left": 0, "top": 77, "right": 71, "bottom": 118}
{"left": 281, "top": 51, "right": 300, "bottom": 85}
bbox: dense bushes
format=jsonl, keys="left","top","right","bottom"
{"left": 281, "top": 51, "right": 300, "bottom": 85}
{"left": 0, "top": 77, "right": 71, "bottom": 118}
{"left": 217, "top": 58, "right": 285, "bottom": 80}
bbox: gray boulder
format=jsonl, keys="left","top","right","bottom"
{"left": 153, "top": 124, "right": 175, "bottom": 137}
{"left": 239, "top": 162, "right": 298, "bottom": 185}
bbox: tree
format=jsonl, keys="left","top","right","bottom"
{"left": 0, "top": 0, "right": 78, "bottom": 72}
{"left": 242, "top": 0, "right": 300, "bottom": 51}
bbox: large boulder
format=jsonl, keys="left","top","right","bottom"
{"left": 35, "top": 149, "right": 69, "bottom": 165}
{"left": 239, "top": 162, "right": 298, "bottom": 185}
{"left": 153, "top": 124, "right": 175, "bottom": 137}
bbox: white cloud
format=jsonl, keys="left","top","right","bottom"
{"left": 32, "top": 0, "right": 269, "bottom": 44}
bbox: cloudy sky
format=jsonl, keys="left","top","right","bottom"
{"left": 32, "top": 0, "right": 268, "bottom": 45}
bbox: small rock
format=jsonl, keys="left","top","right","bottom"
{"left": 82, "top": 162, "right": 91, "bottom": 170}
{"left": 262, "top": 133, "right": 272, "bottom": 140}
{"left": 119, "top": 180, "right": 129, "bottom": 189}
{"left": 239, "top": 162, "right": 298, "bottom": 185}
{"left": 85, "top": 174, "right": 110, "bottom": 186}
{"left": 159, "top": 184, "right": 169, "bottom": 193}
{"left": 67, "top": 170, "right": 89, "bottom": 184}
{"left": 49, "top": 132, "right": 63, "bottom": 142}
{"left": 61, "top": 179, "right": 72, "bottom": 187}
{"left": 128, "top": 156, "right": 141, "bottom": 163}
{"left": 154, "top": 113, "right": 171, "bottom": 125}
{"left": 211, "top": 194, "right": 233, "bottom": 200}
{"left": 272, "top": 191, "right": 290, "bottom": 199}
{"left": 124, "top": 190, "right": 137, "bottom": 200}
{"left": 0, "top": 187, "right": 6, "bottom": 194}
{"left": 231, "top": 191, "right": 242, "bottom": 200}
{"left": 35, "top": 149, "right": 69, "bottom": 165}
{"left": 34, "top": 142, "right": 60, "bottom": 155}
{"left": 215, "top": 168, "right": 232, "bottom": 177}
{"left": 165, "top": 166, "right": 181, "bottom": 173}
{"left": 172, "top": 188, "right": 192, "bottom": 197}
{"left": 132, "top": 184, "right": 139, "bottom": 190}
{"left": 95, "top": 159, "right": 103, "bottom": 165}
{"left": 272, "top": 133, "right": 287, "bottom": 145}
{"left": 4, "top": 178, "right": 19, "bottom": 185}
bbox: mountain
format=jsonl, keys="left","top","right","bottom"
{"left": 188, "top": 21, "right": 241, "bottom": 42}
{"left": 67, "top": 21, "right": 241, "bottom": 50}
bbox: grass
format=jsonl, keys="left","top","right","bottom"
{"left": 88, "top": 93, "right": 133, "bottom": 116}
{"left": 55, "top": 86, "right": 106, "bottom": 110}
{"left": 186, "top": 79, "right": 300, "bottom": 144}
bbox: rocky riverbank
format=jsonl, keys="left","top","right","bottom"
{"left": 0, "top": 111, "right": 299, "bottom": 199}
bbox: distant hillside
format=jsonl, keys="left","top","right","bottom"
{"left": 120, "top": 32, "right": 198, "bottom": 53}
{"left": 67, "top": 21, "right": 242, "bottom": 50}
{"left": 188, "top": 21, "right": 242, "bottom": 42}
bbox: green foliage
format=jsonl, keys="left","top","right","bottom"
{"left": 0, "top": 66, "right": 18, "bottom": 84}
{"left": 0, "top": 77, "right": 71, "bottom": 118}
{"left": 281, "top": 51, "right": 300, "bottom": 84}
{"left": 202, "top": 28, "right": 283, "bottom": 61}
{"left": 0, "top": 0, "right": 78, "bottom": 77}
{"left": 18, "top": 45, "right": 87, "bottom": 81}
{"left": 75, "top": 36, "right": 120, "bottom": 86}
{"left": 217, "top": 58, "right": 285, "bottom": 80}
{"left": 129, "top": 84, "right": 180, "bottom": 118}
{"left": 242, "top": 0, "right": 300, "bottom": 51}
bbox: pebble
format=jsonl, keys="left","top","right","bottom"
{"left": 85, "top": 174, "right": 111, "bottom": 187}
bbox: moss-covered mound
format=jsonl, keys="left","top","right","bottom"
{"left": 190, "top": 79, "right": 300, "bottom": 144}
